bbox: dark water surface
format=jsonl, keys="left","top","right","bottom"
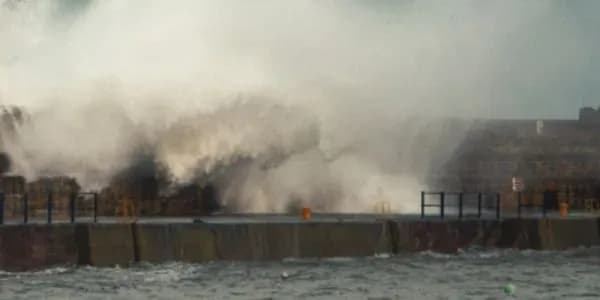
{"left": 0, "top": 248, "right": 598, "bottom": 299}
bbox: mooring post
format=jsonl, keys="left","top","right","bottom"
{"left": 23, "top": 193, "right": 28, "bottom": 224}
{"left": 477, "top": 192, "right": 482, "bottom": 218}
{"left": 421, "top": 191, "right": 425, "bottom": 219}
{"left": 47, "top": 192, "right": 52, "bottom": 224}
{"left": 93, "top": 193, "right": 98, "bottom": 223}
{"left": 0, "top": 193, "right": 4, "bottom": 225}
{"left": 496, "top": 193, "right": 501, "bottom": 220}
{"left": 458, "top": 192, "right": 464, "bottom": 220}
{"left": 440, "top": 192, "right": 445, "bottom": 219}
{"left": 517, "top": 192, "right": 521, "bottom": 218}
{"left": 69, "top": 193, "right": 76, "bottom": 224}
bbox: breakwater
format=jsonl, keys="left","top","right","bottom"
{"left": 0, "top": 216, "right": 598, "bottom": 271}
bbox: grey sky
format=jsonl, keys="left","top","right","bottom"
{"left": 1, "top": 0, "right": 600, "bottom": 119}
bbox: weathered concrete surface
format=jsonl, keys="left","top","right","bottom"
{"left": 212, "top": 223, "right": 298, "bottom": 260}
{"left": 134, "top": 224, "right": 216, "bottom": 263}
{"left": 1, "top": 217, "right": 600, "bottom": 271}
{"left": 391, "top": 220, "right": 501, "bottom": 253}
{"left": 296, "top": 222, "right": 391, "bottom": 257}
{"left": 171, "top": 224, "right": 216, "bottom": 262}
{"left": 537, "top": 218, "right": 600, "bottom": 250}
{"left": 211, "top": 222, "right": 391, "bottom": 260}
{"left": 385, "top": 218, "right": 600, "bottom": 252}
{"left": 134, "top": 224, "right": 176, "bottom": 263}
{"left": 497, "top": 219, "right": 542, "bottom": 249}
{"left": 0, "top": 224, "right": 78, "bottom": 271}
{"left": 80, "top": 223, "right": 135, "bottom": 267}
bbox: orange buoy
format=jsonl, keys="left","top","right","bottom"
{"left": 559, "top": 202, "right": 569, "bottom": 217}
{"left": 302, "top": 207, "right": 312, "bottom": 220}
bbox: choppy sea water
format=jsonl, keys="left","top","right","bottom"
{"left": 0, "top": 248, "right": 598, "bottom": 300}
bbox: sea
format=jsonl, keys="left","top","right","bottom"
{"left": 0, "top": 247, "right": 598, "bottom": 300}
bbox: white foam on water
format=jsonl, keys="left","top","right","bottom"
{"left": 322, "top": 257, "right": 357, "bottom": 263}
{"left": 373, "top": 253, "right": 392, "bottom": 259}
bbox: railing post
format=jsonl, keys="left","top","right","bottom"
{"left": 93, "top": 193, "right": 98, "bottom": 223}
{"left": 477, "top": 192, "right": 482, "bottom": 218}
{"left": 496, "top": 193, "right": 501, "bottom": 220}
{"left": 23, "top": 193, "right": 28, "bottom": 224}
{"left": 70, "top": 193, "right": 76, "bottom": 224}
{"left": 0, "top": 193, "right": 4, "bottom": 225}
{"left": 517, "top": 192, "right": 521, "bottom": 218}
{"left": 440, "top": 192, "right": 445, "bottom": 219}
{"left": 542, "top": 192, "right": 547, "bottom": 218}
{"left": 47, "top": 192, "right": 52, "bottom": 224}
{"left": 458, "top": 192, "right": 463, "bottom": 220}
{"left": 421, "top": 191, "right": 425, "bottom": 219}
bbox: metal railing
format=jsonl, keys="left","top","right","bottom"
{"left": 421, "top": 191, "right": 445, "bottom": 219}
{"left": 0, "top": 192, "right": 98, "bottom": 225}
{"left": 421, "top": 191, "right": 501, "bottom": 220}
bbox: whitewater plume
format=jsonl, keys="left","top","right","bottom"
{"left": 1, "top": 0, "right": 598, "bottom": 212}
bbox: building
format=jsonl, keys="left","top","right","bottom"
{"left": 432, "top": 107, "right": 600, "bottom": 210}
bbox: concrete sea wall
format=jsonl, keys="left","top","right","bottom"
{"left": 0, "top": 218, "right": 598, "bottom": 271}
{"left": 0, "top": 224, "right": 78, "bottom": 272}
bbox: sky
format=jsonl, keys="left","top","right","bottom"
{"left": 1, "top": 0, "right": 600, "bottom": 119}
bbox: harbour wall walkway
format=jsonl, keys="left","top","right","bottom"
{"left": 0, "top": 216, "right": 598, "bottom": 271}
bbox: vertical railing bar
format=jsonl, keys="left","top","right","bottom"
{"left": 421, "top": 191, "right": 425, "bottom": 219}
{"left": 566, "top": 186, "right": 570, "bottom": 210}
{"left": 517, "top": 192, "right": 522, "bottom": 218}
{"left": 458, "top": 192, "right": 463, "bottom": 220}
{"left": 47, "top": 192, "right": 52, "bottom": 224}
{"left": 0, "top": 193, "right": 4, "bottom": 225}
{"left": 542, "top": 191, "right": 547, "bottom": 218}
{"left": 23, "top": 193, "right": 28, "bottom": 224}
{"left": 93, "top": 193, "right": 98, "bottom": 223}
{"left": 70, "top": 193, "right": 76, "bottom": 224}
{"left": 440, "top": 192, "right": 445, "bottom": 219}
{"left": 496, "top": 193, "right": 501, "bottom": 220}
{"left": 477, "top": 192, "right": 482, "bottom": 219}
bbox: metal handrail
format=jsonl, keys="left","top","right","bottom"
{"left": 421, "top": 191, "right": 501, "bottom": 220}
{"left": 0, "top": 192, "right": 98, "bottom": 225}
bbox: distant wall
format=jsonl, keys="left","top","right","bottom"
{"left": 0, "top": 218, "right": 598, "bottom": 271}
